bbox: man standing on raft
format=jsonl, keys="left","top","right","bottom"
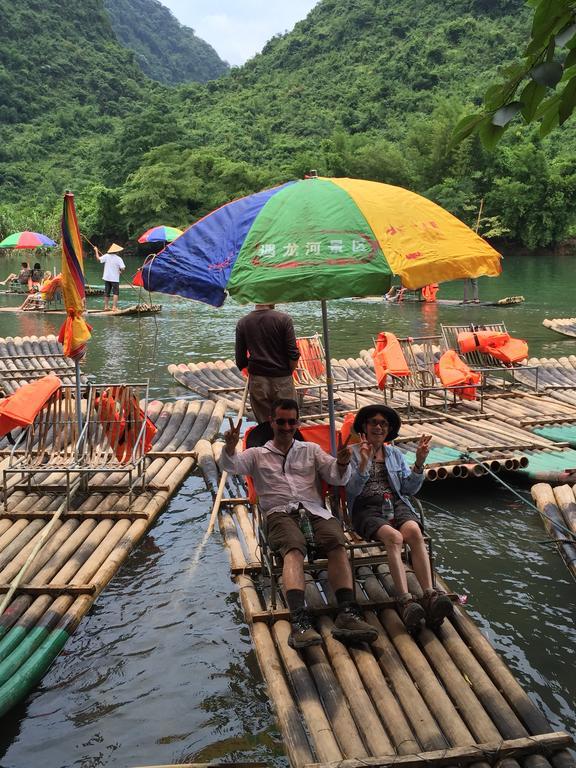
{"left": 94, "top": 243, "right": 125, "bottom": 312}
{"left": 222, "top": 398, "right": 378, "bottom": 649}
{"left": 235, "top": 304, "right": 300, "bottom": 423}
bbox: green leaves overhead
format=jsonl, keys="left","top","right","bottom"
{"left": 453, "top": 0, "right": 576, "bottom": 146}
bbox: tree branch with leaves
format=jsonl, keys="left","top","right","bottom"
{"left": 453, "top": 0, "right": 576, "bottom": 148}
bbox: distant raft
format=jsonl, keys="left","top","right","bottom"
{"left": 0, "top": 303, "right": 161, "bottom": 317}
{"left": 543, "top": 318, "right": 576, "bottom": 338}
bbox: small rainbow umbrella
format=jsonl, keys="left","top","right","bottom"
{"left": 135, "top": 177, "right": 502, "bottom": 449}
{"left": 0, "top": 231, "right": 57, "bottom": 249}
{"left": 137, "top": 225, "right": 183, "bottom": 244}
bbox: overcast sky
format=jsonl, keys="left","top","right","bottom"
{"left": 160, "top": 1, "right": 319, "bottom": 65}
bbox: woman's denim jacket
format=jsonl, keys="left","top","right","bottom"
{"left": 346, "top": 443, "right": 424, "bottom": 514}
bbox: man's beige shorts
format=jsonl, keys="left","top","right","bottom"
{"left": 249, "top": 374, "right": 296, "bottom": 423}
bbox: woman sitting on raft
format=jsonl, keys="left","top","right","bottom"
{"left": 347, "top": 404, "right": 453, "bottom": 633}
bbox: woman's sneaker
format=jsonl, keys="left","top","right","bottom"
{"left": 288, "top": 609, "right": 322, "bottom": 649}
{"left": 332, "top": 605, "right": 378, "bottom": 644}
{"left": 397, "top": 595, "right": 426, "bottom": 634}
{"left": 421, "top": 590, "right": 454, "bottom": 630}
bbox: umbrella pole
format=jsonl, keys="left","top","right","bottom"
{"left": 74, "top": 358, "right": 83, "bottom": 436}
{"left": 321, "top": 300, "right": 337, "bottom": 456}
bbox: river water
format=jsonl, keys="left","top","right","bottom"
{"left": 0, "top": 251, "right": 574, "bottom": 768}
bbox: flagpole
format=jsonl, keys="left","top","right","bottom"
{"left": 74, "top": 358, "right": 83, "bottom": 436}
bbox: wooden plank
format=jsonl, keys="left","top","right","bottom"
{"left": 0, "top": 583, "right": 96, "bottom": 595}
{"left": 0, "top": 511, "right": 149, "bottom": 520}
{"left": 304, "top": 733, "right": 574, "bottom": 768}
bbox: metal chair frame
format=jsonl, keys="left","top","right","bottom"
{"left": 252, "top": 492, "right": 435, "bottom": 609}
{"left": 294, "top": 333, "right": 358, "bottom": 414}
{"left": 3, "top": 381, "right": 151, "bottom": 511}
{"left": 375, "top": 334, "right": 485, "bottom": 413}
{"left": 440, "top": 323, "right": 540, "bottom": 391}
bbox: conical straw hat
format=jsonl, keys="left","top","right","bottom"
{"left": 107, "top": 243, "right": 124, "bottom": 253}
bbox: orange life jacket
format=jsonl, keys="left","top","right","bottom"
{"left": 94, "top": 387, "right": 157, "bottom": 463}
{"left": 372, "top": 332, "right": 410, "bottom": 389}
{"left": 0, "top": 375, "right": 62, "bottom": 437}
{"left": 435, "top": 350, "right": 481, "bottom": 401}
{"left": 421, "top": 283, "right": 439, "bottom": 303}
{"left": 457, "top": 330, "right": 528, "bottom": 363}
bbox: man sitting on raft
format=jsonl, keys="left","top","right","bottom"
{"left": 221, "top": 398, "right": 378, "bottom": 649}
{"left": 347, "top": 404, "right": 453, "bottom": 634}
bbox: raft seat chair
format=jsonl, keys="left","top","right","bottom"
{"left": 373, "top": 332, "right": 481, "bottom": 411}
{"left": 243, "top": 421, "right": 436, "bottom": 610}
{"left": 4, "top": 381, "right": 156, "bottom": 511}
{"left": 294, "top": 334, "right": 358, "bottom": 416}
{"left": 441, "top": 323, "right": 539, "bottom": 391}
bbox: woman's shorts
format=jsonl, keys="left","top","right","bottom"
{"left": 265, "top": 509, "right": 346, "bottom": 559}
{"left": 104, "top": 280, "right": 119, "bottom": 296}
{"left": 352, "top": 496, "right": 421, "bottom": 542}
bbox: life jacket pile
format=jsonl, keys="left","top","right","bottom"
{"left": 93, "top": 386, "right": 157, "bottom": 463}
{"left": 372, "top": 332, "right": 411, "bottom": 389}
{"left": 457, "top": 330, "right": 528, "bottom": 364}
{"left": 435, "top": 350, "right": 480, "bottom": 401}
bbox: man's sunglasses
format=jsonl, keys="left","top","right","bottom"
{"left": 273, "top": 418, "right": 299, "bottom": 426}
{"left": 366, "top": 418, "right": 389, "bottom": 427}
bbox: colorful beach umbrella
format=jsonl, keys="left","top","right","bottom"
{"left": 137, "top": 225, "right": 183, "bottom": 244}
{"left": 136, "top": 177, "right": 501, "bottom": 306}
{"left": 134, "top": 177, "right": 502, "bottom": 450}
{"left": 0, "top": 231, "right": 57, "bottom": 249}
{"left": 57, "top": 192, "right": 92, "bottom": 361}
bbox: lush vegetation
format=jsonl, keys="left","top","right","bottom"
{"left": 103, "top": 0, "right": 229, "bottom": 85}
{"left": 454, "top": 0, "right": 576, "bottom": 147}
{"left": 1, "top": 0, "right": 575, "bottom": 251}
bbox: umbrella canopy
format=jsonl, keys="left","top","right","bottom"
{"left": 0, "top": 231, "right": 57, "bottom": 249}
{"left": 136, "top": 177, "right": 501, "bottom": 306}
{"left": 57, "top": 192, "right": 92, "bottom": 360}
{"left": 138, "top": 225, "right": 183, "bottom": 244}
{"left": 134, "top": 177, "right": 502, "bottom": 453}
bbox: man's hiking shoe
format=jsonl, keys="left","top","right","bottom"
{"left": 288, "top": 610, "right": 322, "bottom": 649}
{"left": 421, "top": 590, "right": 454, "bottom": 630}
{"left": 398, "top": 596, "right": 426, "bottom": 634}
{"left": 331, "top": 605, "right": 378, "bottom": 644}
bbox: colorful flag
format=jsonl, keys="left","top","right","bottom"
{"left": 57, "top": 192, "right": 92, "bottom": 358}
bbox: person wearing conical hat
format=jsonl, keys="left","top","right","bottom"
{"left": 94, "top": 243, "right": 125, "bottom": 312}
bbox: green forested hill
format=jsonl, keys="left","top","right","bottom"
{"left": 1, "top": 0, "right": 575, "bottom": 249}
{"left": 103, "top": 0, "right": 229, "bottom": 84}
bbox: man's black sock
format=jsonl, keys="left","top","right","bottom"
{"left": 335, "top": 588, "right": 355, "bottom": 606}
{"left": 286, "top": 589, "right": 305, "bottom": 613}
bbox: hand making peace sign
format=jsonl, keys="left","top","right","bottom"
{"left": 224, "top": 416, "right": 242, "bottom": 455}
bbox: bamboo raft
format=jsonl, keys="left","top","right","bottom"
{"left": 0, "top": 334, "right": 84, "bottom": 395}
{"left": 0, "top": 302, "right": 161, "bottom": 317}
{"left": 542, "top": 319, "right": 576, "bottom": 338}
{"left": 210, "top": 443, "right": 575, "bottom": 768}
{"left": 531, "top": 484, "right": 576, "bottom": 579}
{"left": 169, "top": 352, "right": 576, "bottom": 483}
{"left": 354, "top": 296, "right": 525, "bottom": 307}
{"left": 0, "top": 396, "right": 226, "bottom": 715}
{"left": 514, "top": 356, "right": 576, "bottom": 408}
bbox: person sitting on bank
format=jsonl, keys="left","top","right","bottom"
{"left": 0, "top": 262, "right": 31, "bottom": 286}
{"left": 221, "top": 397, "right": 379, "bottom": 649}
{"left": 347, "top": 404, "right": 453, "bottom": 633}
